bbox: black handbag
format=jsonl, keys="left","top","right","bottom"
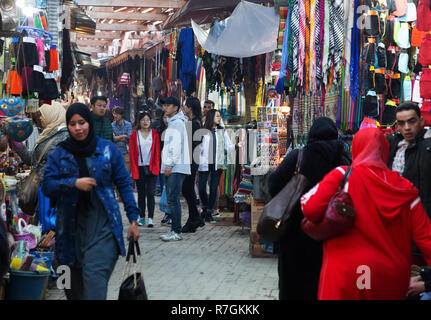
{"left": 257, "top": 148, "right": 308, "bottom": 243}
{"left": 118, "top": 239, "right": 148, "bottom": 300}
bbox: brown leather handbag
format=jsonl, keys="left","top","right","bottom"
{"left": 301, "top": 167, "right": 355, "bottom": 241}
{"left": 257, "top": 149, "right": 308, "bottom": 243}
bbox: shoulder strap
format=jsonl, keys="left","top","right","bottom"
{"left": 36, "top": 136, "right": 57, "bottom": 164}
{"left": 338, "top": 166, "right": 353, "bottom": 191}
{"left": 137, "top": 131, "right": 144, "bottom": 164}
{"left": 294, "top": 148, "right": 303, "bottom": 174}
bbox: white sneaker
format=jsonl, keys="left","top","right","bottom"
{"left": 148, "top": 218, "right": 154, "bottom": 228}
{"left": 160, "top": 231, "right": 182, "bottom": 242}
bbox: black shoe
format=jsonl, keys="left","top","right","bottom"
{"left": 181, "top": 223, "right": 196, "bottom": 233}
{"left": 161, "top": 214, "right": 170, "bottom": 225}
{"left": 204, "top": 210, "right": 216, "bottom": 224}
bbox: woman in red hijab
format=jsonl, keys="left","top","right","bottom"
{"left": 300, "top": 128, "right": 431, "bottom": 300}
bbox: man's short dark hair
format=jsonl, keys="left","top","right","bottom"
{"left": 90, "top": 96, "right": 108, "bottom": 105}
{"left": 396, "top": 101, "right": 421, "bottom": 118}
{"left": 204, "top": 100, "right": 215, "bottom": 108}
{"left": 163, "top": 96, "right": 181, "bottom": 111}
{"left": 112, "top": 107, "right": 124, "bottom": 116}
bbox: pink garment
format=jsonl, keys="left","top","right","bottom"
{"left": 36, "top": 38, "right": 44, "bottom": 66}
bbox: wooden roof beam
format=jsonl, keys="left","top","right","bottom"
{"left": 96, "top": 23, "right": 149, "bottom": 31}
{"left": 87, "top": 11, "right": 167, "bottom": 21}
{"left": 75, "top": 0, "right": 185, "bottom": 9}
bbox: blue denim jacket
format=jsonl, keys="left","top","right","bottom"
{"left": 42, "top": 137, "right": 139, "bottom": 267}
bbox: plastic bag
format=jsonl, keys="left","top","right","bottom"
{"left": 159, "top": 186, "right": 169, "bottom": 214}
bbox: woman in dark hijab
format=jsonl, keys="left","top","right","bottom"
{"left": 42, "top": 103, "right": 140, "bottom": 300}
{"left": 268, "top": 117, "right": 351, "bottom": 300}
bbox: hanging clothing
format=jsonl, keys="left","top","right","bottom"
{"left": 177, "top": 28, "right": 196, "bottom": 94}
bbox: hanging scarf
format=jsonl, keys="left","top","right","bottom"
{"left": 298, "top": 0, "right": 306, "bottom": 88}
{"left": 330, "top": 0, "right": 344, "bottom": 86}
{"left": 309, "top": 0, "right": 317, "bottom": 93}
{"left": 350, "top": 0, "right": 361, "bottom": 100}
{"left": 290, "top": 0, "right": 300, "bottom": 86}
{"left": 322, "top": 0, "right": 330, "bottom": 85}
{"left": 305, "top": 0, "right": 311, "bottom": 93}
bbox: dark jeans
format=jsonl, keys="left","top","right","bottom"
{"left": 166, "top": 173, "right": 186, "bottom": 234}
{"left": 198, "top": 165, "right": 223, "bottom": 211}
{"left": 182, "top": 164, "right": 199, "bottom": 222}
{"left": 136, "top": 166, "right": 157, "bottom": 219}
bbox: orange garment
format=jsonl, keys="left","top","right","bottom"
{"left": 49, "top": 48, "right": 59, "bottom": 71}
{"left": 6, "top": 71, "right": 22, "bottom": 95}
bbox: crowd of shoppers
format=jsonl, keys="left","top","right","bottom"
{"left": 30, "top": 93, "right": 431, "bottom": 301}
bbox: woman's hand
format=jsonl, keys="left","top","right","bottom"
{"left": 75, "top": 177, "right": 97, "bottom": 191}
{"left": 407, "top": 276, "right": 425, "bottom": 297}
{"left": 127, "top": 221, "right": 140, "bottom": 241}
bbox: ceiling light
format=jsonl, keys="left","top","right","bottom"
{"left": 142, "top": 8, "right": 154, "bottom": 13}
{"left": 153, "top": 21, "right": 163, "bottom": 25}
{"left": 114, "top": 7, "right": 127, "bottom": 12}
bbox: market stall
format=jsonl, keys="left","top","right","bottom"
{"left": 0, "top": 1, "right": 62, "bottom": 300}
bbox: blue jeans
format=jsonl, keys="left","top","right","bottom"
{"left": 198, "top": 165, "right": 223, "bottom": 211}
{"left": 166, "top": 173, "right": 186, "bottom": 234}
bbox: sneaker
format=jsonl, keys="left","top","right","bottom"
{"left": 205, "top": 212, "right": 216, "bottom": 224}
{"left": 161, "top": 214, "right": 170, "bottom": 225}
{"left": 138, "top": 217, "right": 145, "bottom": 226}
{"left": 160, "top": 231, "right": 183, "bottom": 241}
{"left": 147, "top": 218, "right": 154, "bottom": 228}
{"left": 212, "top": 209, "right": 221, "bottom": 218}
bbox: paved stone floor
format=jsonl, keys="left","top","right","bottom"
{"left": 46, "top": 196, "right": 278, "bottom": 300}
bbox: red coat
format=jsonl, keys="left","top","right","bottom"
{"left": 301, "top": 165, "right": 431, "bottom": 300}
{"left": 129, "top": 129, "right": 160, "bottom": 179}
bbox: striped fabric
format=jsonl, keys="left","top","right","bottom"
{"left": 309, "top": 0, "right": 317, "bottom": 93}
{"left": 291, "top": 0, "right": 300, "bottom": 83}
{"left": 305, "top": 0, "right": 311, "bottom": 92}
{"left": 332, "top": 0, "right": 344, "bottom": 86}
{"left": 298, "top": 0, "right": 306, "bottom": 87}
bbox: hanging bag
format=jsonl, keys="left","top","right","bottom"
{"left": 420, "top": 67, "right": 431, "bottom": 99}
{"left": 418, "top": 33, "right": 431, "bottom": 66}
{"left": 16, "top": 137, "right": 56, "bottom": 216}
{"left": 257, "top": 148, "right": 308, "bottom": 243}
{"left": 301, "top": 167, "right": 355, "bottom": 241}
{"left": 118, "top": 239, "right": 148, "bottom": 300}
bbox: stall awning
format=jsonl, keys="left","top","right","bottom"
{"left": 163, "top": 0, "right": 274, "bottom": 30}
{"left": 105, "top": 41, "right": 165, "bottom": 69}
{"left": 64, "top": 0, "right": 96, "bottom": 35}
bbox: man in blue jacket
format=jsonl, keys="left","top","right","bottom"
{"left": 160, "top": 96, "right": 191, "bottom": 242}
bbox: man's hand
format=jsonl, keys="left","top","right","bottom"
{"left": 407, "top": 276, "right": 426, "bottom": 296}
{"left": 164, "top": 167, "right": 172, "bottom": 177}
{"left": 75, "top": 178, "right": 97, "bottom": 191}
{"left": 127, "top": 221, "right": 140, "bottom": 241}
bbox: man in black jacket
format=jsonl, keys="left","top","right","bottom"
{"left": 387, "top": 102, "right": 431, "bottom": 218}
{"left": 387, "top": 102, "right": 431, "bottom": 267}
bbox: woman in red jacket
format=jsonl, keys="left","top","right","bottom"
{"left": 301, "top": 128, "right": 431, "bottom": 300}
{"left": 129, "top": 112, "right": 160, "bottom": 227}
